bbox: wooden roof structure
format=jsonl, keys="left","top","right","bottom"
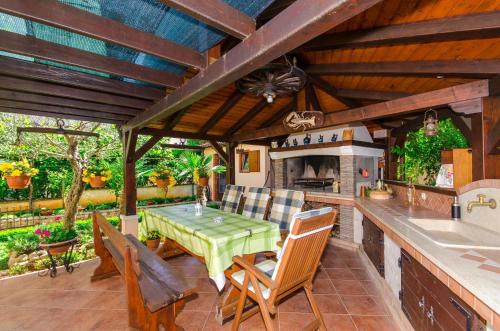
{"left": 0, "top": 0, "right": 497, "bottom": 140}
{"left": 0, "top": 0, "right": 498, "bottom": 207}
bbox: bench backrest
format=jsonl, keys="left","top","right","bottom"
{"left": 93, "top": 211, "right": 129, "bottom": 258}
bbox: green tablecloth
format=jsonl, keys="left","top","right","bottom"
{"left": 141, "top": 204, "right": 281, "bottom": 289}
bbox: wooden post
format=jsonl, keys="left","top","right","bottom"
{"left": 228, "top": 143, "right": 237, "bottom": 185}
{"left": 121, "top": 129, "right": 138, "bottom": 236}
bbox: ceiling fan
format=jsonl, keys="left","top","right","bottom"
{"left": 235, "top": 57, "right": 306, "bottom": 103}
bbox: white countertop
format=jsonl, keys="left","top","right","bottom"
{"left": 355, "top": 198, "right": 500, "bottom": 315}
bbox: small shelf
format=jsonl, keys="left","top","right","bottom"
{"left": 269, "top": 140, "right": 386, "bottom": 153}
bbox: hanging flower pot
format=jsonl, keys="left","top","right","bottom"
{"left": 198, "top": 176, "right": 209, "bottom": 187}
{"left": 5, "top": 175, "right": 31, "bottom": 189}
{"left": 89, "top": 176, "right": 106, "bottom": 188}
{"left": 149, "top": 165, "right": 176, "bottom": 188}
{"left": 83, "top": 166, "right": 112, "bottom": 189}
{"left": 0, "top": 160, "right": 38, "bottom": 190}
{"left": 40, "top": 237, "right": 78, "bottom": 255}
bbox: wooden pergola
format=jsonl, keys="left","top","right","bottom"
{"left": 0, "top": 0, "right": 498, "bottom": 223}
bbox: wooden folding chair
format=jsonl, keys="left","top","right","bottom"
{"left": 230, "top": 207, "right": 337, "bottom": 331}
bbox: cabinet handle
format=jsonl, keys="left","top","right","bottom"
{"left": 427, "top": 306, "right": 434, "bottom": 325}
{"left": 418, "top": 296, "right": 425, "bottom": 313}
{"left": 450, "top": 297, "right": 472, "bottom": 331}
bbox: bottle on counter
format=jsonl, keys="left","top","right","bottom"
{"left": 451, "top": 196, "right": 461, "bottom": 221}
{"left": 195, "top": 201, "right": 203, "bottom": 216}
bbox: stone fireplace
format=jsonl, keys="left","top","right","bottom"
{"left": 269, "top": 125, "right": 384, "bottom": 242}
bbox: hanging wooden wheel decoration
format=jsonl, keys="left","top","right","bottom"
{"left": 283, "top": 111, "right": 324, "bottom": 132}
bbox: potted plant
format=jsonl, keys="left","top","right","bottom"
{"left": 149, "top": 164, "right": 176, "bottom": 188}
{"left": 40, "top": 208, "right": 54, "bottom": 216}
{"left": 35, "top": 224, "right": 78, "bottom": 255}
{"left": 180, "top": 152, "right": 226, "bottom": 187}
{"left": 0, "top": 159, "right": 39, "bottom": 189}
{"left": 146, "top": 230, "right": 161, "bottom": 250}
{"left": 83, "top": 165, "right": 112, "bottom": 188}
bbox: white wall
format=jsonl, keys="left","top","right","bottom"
{"left": 235, "top": 144, "right": 270, "bottom": 189}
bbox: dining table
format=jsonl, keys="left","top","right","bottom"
{"left": 141, "top": 204, "right": 281, "bottom": 291}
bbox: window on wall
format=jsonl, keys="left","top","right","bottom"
{"left": 239, "top": 150, "right": 260, "bottom": 173}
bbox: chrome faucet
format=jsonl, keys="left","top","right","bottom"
{"left": 467, "top": 194, "right": 497, "bottom": 213}
{"left": 407, "top": 180, "right": 417, "bottom": 206}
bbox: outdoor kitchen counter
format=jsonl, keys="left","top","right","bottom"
{"left": 305, "top": 192, "right": 354, "bottom": 206}
{"left": 355, "top": 198, "right": 500, "bottom": 327}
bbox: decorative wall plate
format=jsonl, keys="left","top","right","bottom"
{"left": 283, "top": 111, "right": 324, "bottom": 132}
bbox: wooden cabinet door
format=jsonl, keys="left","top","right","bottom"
{"left": 401, "top": 249, "right": 486, "bottom": 331}
{"left": 362, "top": 217, "right": 384, "bottom": 276}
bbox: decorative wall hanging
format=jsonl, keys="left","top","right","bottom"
{"left": 235, "top": 58, "right": 306, "bottom": 103}
{"left": 423, "top": 109, "right": 439, "bottom": 137}
{"left": 342, "top": 129, "right": 353, "bottom": 141}
{"left": 283, "top": 111, "right": 324, "bottom": 132}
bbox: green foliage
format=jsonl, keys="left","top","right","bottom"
{"left": 146, "top": 230, "right": 161, "bottom": 240}
{"left": 8, "top": 264, "right": 27, "bottom": 276}
{"left": 207, "top": 202, "right": 220, "bottom": 209}
{"left": 391, "top": 118, "right": 469, "bottom": 185}
{"left": 35, "top": 224, "right": 77, "bottom": 244}
{"left": 0, "top": 243, "right": 9, "bottom": 270}
{"left": 179, "top": 152, "right": 226, "bottom": 183}
{"left": 6, "top": 233, "right": 39, "bottom": 255}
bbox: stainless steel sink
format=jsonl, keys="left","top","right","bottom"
{"left": 405, "top": 218, "right": 500, "bottom": 250}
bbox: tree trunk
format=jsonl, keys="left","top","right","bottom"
{"left": 62, "top": 138, "right": 85, "bottom": 230}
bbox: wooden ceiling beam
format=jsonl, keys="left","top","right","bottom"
{"left": 0, "top": 99, "right": 132, "bottom": 121}
{"left": 159, "top": 0, "right": 255, "bottom": 39}
{"left": 233, "top": 79, "right": 492, "bottom": 141}
{"left": 300, "top": 11, "right": 500, "bottom": 52}
{"left": 164, "top": 106, "right": 191, "bottom": 131}
{"left": 308, "top": 75, "right": 361, "bottom": 108}
{"left": 0, "top": 106, "right": 122, "bottom": 124}
{"left": 134, "top": 135, "right": 164, "bottom": 160}
{"left": 225, "top": 99, "right": 268, "bottom": 136}
{"left": 123, "top": 0, "right": 384, "bottom": 130}
{"left": 0, "top": 0, "right": 205, "bottom": 69}
{"left": 305, "top": 60, "right": 500, "bottom": 78}
{"left": 199, "top": 91, "right": 243, "bottom": 134}
{"left": 160, "top": 144, "right": 204, "bottom": 150}
{"left": 0, "top": 56, "right": 163, "bottom": 100}
{"left": 0, "top": 89, "right": 139, "bottom": 116}
{"left": 140, "top": 127, "right": 229, "bottom": 142}
{"left": 308, "top": 84, "right": 322, "bottom": 111}
{"left": 0, "top": 75, "right": 151, "bottom": 109}
{"left": 208, "top": 140, "right": 229, "bottom": 163}
{"left": 0, "top": 30, "right": 183, "bottom": 87}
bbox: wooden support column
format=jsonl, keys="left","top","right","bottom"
{"left": 122, "top": 129, "right": 138, "bottom": 236}
{"left": 228, "top": 143, "right": 237, "bottom": 185}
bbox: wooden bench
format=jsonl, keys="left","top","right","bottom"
{"left": 91, "top": 211, "right": 193, "bottom": 331}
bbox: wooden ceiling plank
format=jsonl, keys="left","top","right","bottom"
{"left": 308, "top": 84, "right": 322, "bottom": 111}
{"left": 199, "top": 91, "right": 243, "bottom": 134}
{"left": 0, "top": 89, "right": 139, "bottom": 116}
{"left": 0, "top": 30, "right": 183, "bottom": 88}
{"left": 0, "top": 106, "right": 122, "bottom": 124}
{"left": 300, "top": 11, "right": 500, "bottom": 51}
{"left": 258, "top": 101, "right": 294, "bottom": 129}
{"left": 0, "top": 99, "right": 132, "bottom": 121}
{"left": 159, "top": 0, "right": 255, "bottom": 39}
{"left": 225, "top": 99, "right": 268, "bottom": 136}
{"left": 305, "top": 60, "right": 500, "bottom": 78}
{"left": 0, "top": 75, "right": 151, "bottom": 109}
{"left": 164, "top": 106, "right": 191, "bottom": 131}
{"left": 335, "top": 88, "right": 411, "bottom": 100}
{"left": 0, "top": 56, "right": 164, "bottom": 100}
{"left": 308, "top": 75, "right": 361, "bottom": 108}
{"left": 123, "top": 0, "right": 384, "bottom": 131}
{"left": 233, "top": 79, "right": 492, "bottom": 141}
{"left": 0, "top": 0, "right": 205, "bottom": 69}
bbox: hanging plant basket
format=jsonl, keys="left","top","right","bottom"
{"left": 146, "top": 239, "right": 161, "bottom": 250}
{"left": 5, "top": 175, "right": 31, "bottom": 189}
{"left": 89, "top": 176, "right": 106, "bottom": 188}
{"left": 155, "top": 178, "right": 170, "bottom": 188}
{"left": 198, "top": 177, "right": 209, "bottom": 187}
{"left": 39, "top": 237, "right": 78, "bottom": 255}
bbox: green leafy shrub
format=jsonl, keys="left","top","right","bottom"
{"left": 146, "top": 230, "right": 161, "bottom": 240}
{"left": 34, "top": 224, "right": 77, "bottom": 244}
{"left": 0, "top": 243, "right": 9, "bottom": 270}
{"left": 6, "top": 233, "right": 39, "bottom": 254}
{"left": 207, "top": 202, "right": 219, "bottom": 209}
{"left": 8, "top": 264, "right": 27, "bottom": 276}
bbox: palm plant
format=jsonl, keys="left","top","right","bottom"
{"left": 179, "top": 152, "right": 226, "bottom": 185}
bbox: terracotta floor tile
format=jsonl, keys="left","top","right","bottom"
{"left": 341, "top": 295, "right": 388, "bottom": 316}
{"left": 325, "top": 268, "right": 357, "bottom": 280}
{"left": 344, "top": 258, "right": 365, "bottom": 269}
{"left": 321, "top": 257, "right": 348, "bottom": 268}
{"left": 351, "top": 315, "right": 399, "bottom": 331}
{"left": 312, "top": 278, "right": 336, "bottom": 294}
{"left": 331, "top": 279, "right": 368, "bottom": 295}
{"left": 183, "top": 292, "right": 218, "bottom": 311}
{"left": 360, "top": 280, "right": 380, "bottom": 296}
{"left": 322, "top": 314, "right": 357, "bottom": 331}
{"left": 177, "top": 310, "right": 210, "bottom": 331}
{"left": 313, "top": 294, "right": 348, "bottom": 314}
{"left": 186, "top": 277, "right": 218, "bottom": 293}
{"left": 313, "top": 266, "right": 329, "bottom": 279}
{"left": 278, "top": 292, "right": 311, "bottom": 313}
{"left": 202, "top": 312, "right": 233, "bottom": 331}
{"left": 278, "top": 312, "right": 316, "bottom": 331}
{"left": 241, "top": 310, "right": 279, "bottom": 331}
{"left": 351, "top": 268, "right": 373, "bottom": 281}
